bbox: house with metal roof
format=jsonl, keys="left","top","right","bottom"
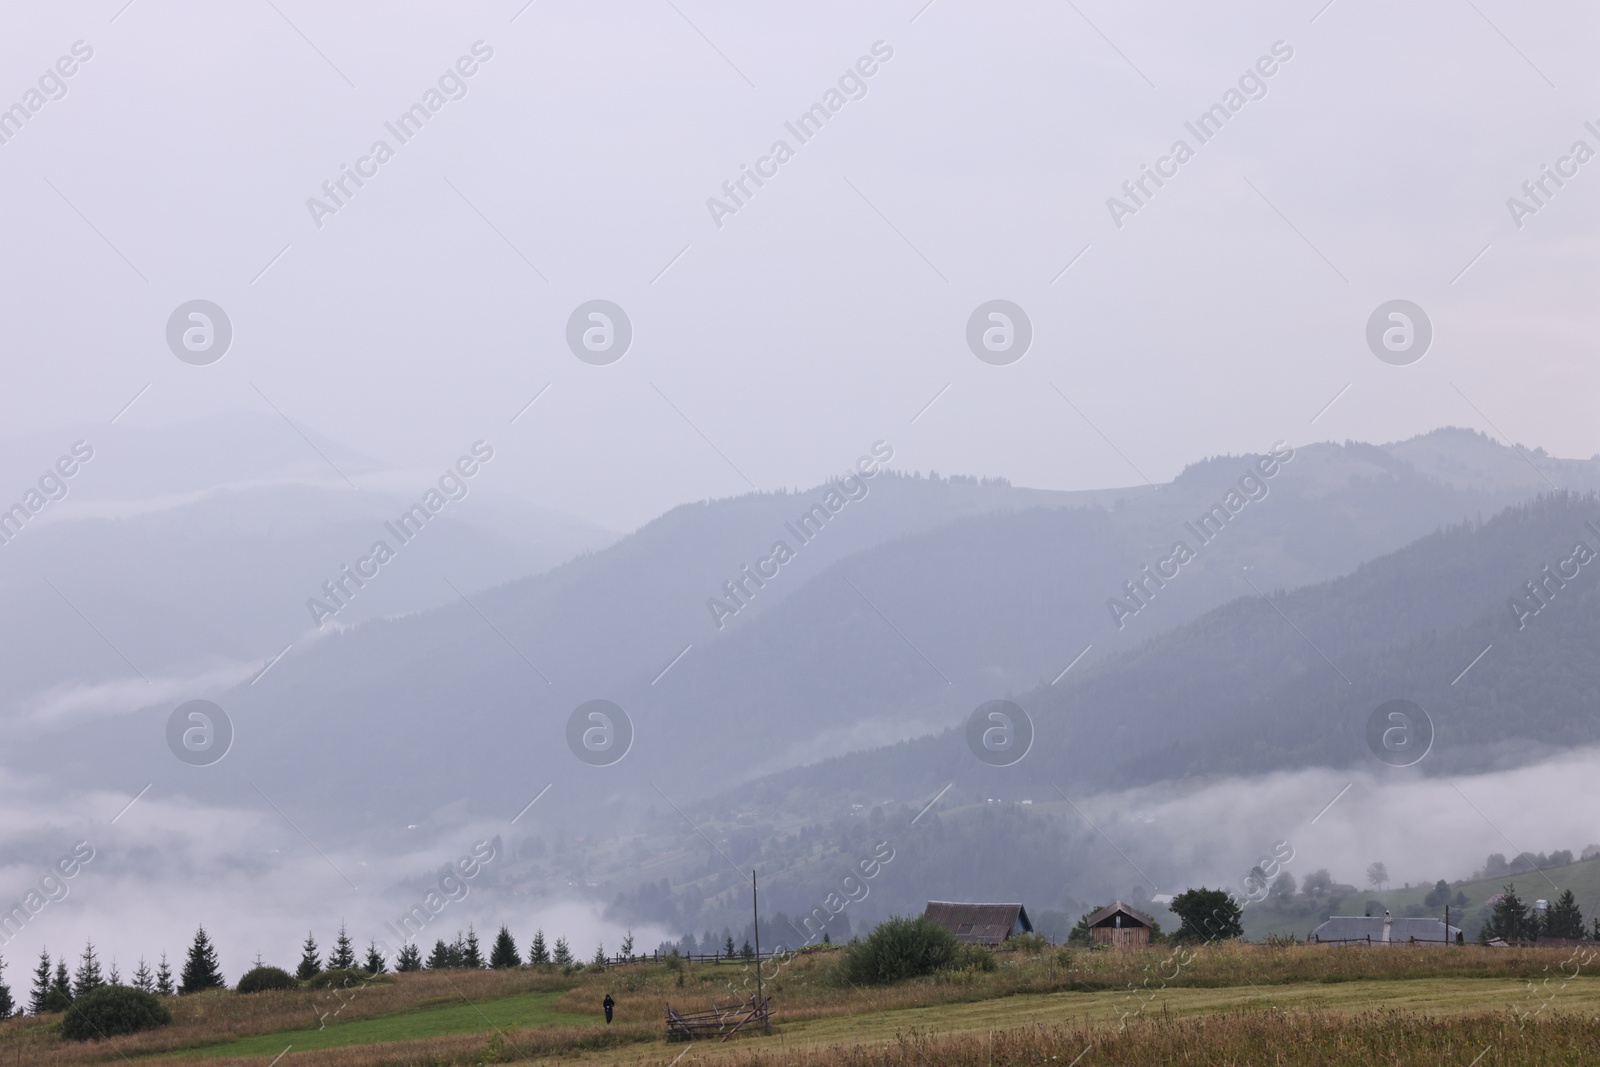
{"left": 1083, "top": 900, "right": 1157, "bottom": 948}
{"left": 922, "top": 902, "right": 1033, "bottom": 945}
{"left": 1311, "top": 913, "right": 1461, "bottom": 944}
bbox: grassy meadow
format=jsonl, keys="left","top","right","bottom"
{"left": 3, "top": 940, "right": 1598, "bottom": 1066}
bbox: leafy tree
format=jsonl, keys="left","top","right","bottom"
{"left": 179, "top": 926, "right": 225, "bottom": 993}
{"left": 236, "top": 966, "right": 296, "bottom": 993}
{"left": 461, "top": 927, "right": 484, "bottom": 969}
{"left": 296, "top": 933, "right": 322, "bottom": 980}
{"left": 528, "top": 930, "right": 550, "bottom": 965}
{"left": 73, "top": 942, "right": 105, "bottom": 998}
{"left": 49, "top": 961, "right": 73, "bottom": 1011}
{"left": 620, "top": 930, "right": 634, "bottom": 959}
{"left": 1267, "top": 872, "right": 1297, "bottom": 905}
{"left": 30, "top": 950, "right": 52, "bottom": 1015}
{"left": 155, "top": 954, "right": 175, "bottom": 997}
{"left": 363, "top": 941, "right": 387, "bottom": 974}
{"left": 425, "top": 940, "right": 452, "bottom": 970}
{"left": 1170, "top": 888, "right": 1243, "bottom": 942}
{"left": 328, "top": 923, "right": 357, "bottom": 970}
{"left": 1366, "top": 862, "right": 1389, "bottom": 891}
{"left": 489, "top": 926, "right": 521, "bottom": 969}
{"left": 839, "top": 916, "right": 960, "bottom": 985}
{"left": 61, "top": 986, "right": 172, "bottom": 1041}
{"left": 552, "top": 937, "right": 573, "bottom": 966}
{"left": 1486, "top": 883, "right": 1534, "bottom": 943}
{"left": 1545, "top": 889, "right": 1585, "bottom": 939}
{"left": 1301, "top": 869, "right": 1334, "bottom": 895}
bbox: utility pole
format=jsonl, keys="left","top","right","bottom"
{"left": 752, "top": 869, "right": 768, "bottom": 1032}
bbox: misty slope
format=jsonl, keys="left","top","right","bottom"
{"left": 33, "top": 428, "right": 1595, "bottom": 848}
{"left": 726, "top": 491, "right": 1600, "bottom": 820}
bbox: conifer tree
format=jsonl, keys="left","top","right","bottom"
{"left": 528, "top": 930, "right": 550, "bottom": 965}
{"left": 132, "top": 958, "right": 155, "bottom": 993}
{"left": 363, "top": 941, "right": 387, "bottom": 974}
{"left": 740, "top": 938, "right": 754, "bottom": 960}
{"left": 724, "top": 935, "right": 735, "bottom": 957}
{"left": 48, "top": 961, "right": 72, "bottom": 1011}
{"left": 1488, "top": 884, "right": 1534, "bottom": 943}
{"left": 592, "top": 943, "right": 607, "bottom": 967}
{"left": 30, "top": 950, "right": 51, "bottom": 1015}
{"left": 1545, "top": 889, "right": 1586, "bottom": 939}
{"left": 297, "top": 932, "right": 322, "bottom": 980}
{"left": 462, "top": 926, "right": 484, "bottom": 969}
{"left": 395, "top": 943, "right": 423, "bottom": 972}
{"left": 552, "top": 937, "right": 573, "bottom": 966}
{"left": 179, "top": 926, "right": 225, "bottom": 993}
{"left": 107, "top": 960, "right": 121, "bottom": 986}
{"left": 328, "top": 922, "right": 357, "bottom": 970}
{"left": 0, "top": 954, "right": 13, "bottom": 1019}
{"left": 72, "top": 942, "right": 104, "bottom": 997}
{"left": 620, "top": 930, "right": 634, "bottom": 959}
{"left": 425, "top": 939, "right": 452, "bottom": 969}
{"left": 155, "top": 953, "right": 175, "bottom": 996}
{"left": 489, "top": 926, "right": 521, "bottom": 969}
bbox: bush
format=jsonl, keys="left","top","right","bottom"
{"left": 839, "top": 916, "right": 960, "bottom": 985}
{"left": 304, "top": 967, "right": 381, "bottom": 990}
{"left": 61, "top": 985, "right": 172, "bottom": 1041}
{"left": 953, "top": 944, "right": 997, "bottom": 972}
{"left": 236, "top": 966, "right": 297, "bottom": 994}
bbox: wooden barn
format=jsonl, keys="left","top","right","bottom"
{"left": 922, "top": 901, "right": 1033, "bottom": 945}
{"left": 1084, "top": 901, "right": 1155, "bottom": 948}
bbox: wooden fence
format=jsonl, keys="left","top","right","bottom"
{"left": 666, "top": 995, "right": 771, "bottom": 1041}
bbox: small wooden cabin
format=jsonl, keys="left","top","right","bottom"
{"left": 1085, "top": 901, "right": 1155, "bottom": 948}
{"left": 922, "top": 902, "right": 1033, "bottom": 945}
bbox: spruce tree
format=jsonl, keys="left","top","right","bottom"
{"left": 48, "top": 961, "right": 73, "bottom": 1011}
{"left": 552, "top": 937, "right": 573, "bottom": 966}
{"left": 1488, "top": 884, "right": 1534, "bottom": 943}
{"left": 72, "top": 942, "right": 104, "bottom": 997}
{"left": 297, "top": 932, "right": 322, "bottom": 980}
{"left": 528, "top": 930, "right": 550, "bottom": 965}
{"left": 620, "top": 930, "right": 634, "bottom": 959}
{"left": 592, "top": 943, "right": 607, "bottom": 967}
{"left": 179, "top": 926, "right": 225, "bottom": 993}
{"left": 723, "top": 935, "right": 735, "bottom": 957}
{"left": 395, "top": 943, "right": 423, "bottom": 972}
{"left": 30, "top": 950, "right": 51, "bottom": 1015}
{"left": 425, "top": 939, "right": 452, "bottom": 969}
{"left": 155, "top": 953, "right": 175, "bottom": 996}
{"left": 740, "top": 938, "right": 754, "bottom": 960}
{"left": 461, "top": 926, "right": 484, "bottom": 969}
{"left": 363, "top": 941, "right": 387, "bottom": 974}
{"left": 1546, "top": 889, "right": 1586, "bottom": 939}
{"left": 489, "top": 926, "right": 521, "bottom": 969}
{"left": 107, "top": 960, "right": 121, "bottom": 986}
{"left": 132, "top": 958, "right": 155, "bottom": 993}
{"left": 0, "top": 954, "right": 13, "bottom": 1019}
{"left": 328, "top": 922, "right": 357, "bottom": 970}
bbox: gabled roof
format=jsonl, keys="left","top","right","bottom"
{"left": 1311, "top": 916, "right": 1461, "bottom": 943}
{"left": 922, "top": 902, "right": 1032, "bottom": 945}
{"left": 1085, "top": 901, "right": 1156, "bottom": 929}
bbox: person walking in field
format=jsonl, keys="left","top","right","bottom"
{"left": 603, "top": 992, "right": 614, "bottom": 1024}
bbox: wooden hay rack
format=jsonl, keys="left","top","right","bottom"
{"left": 666, "top": 995, "right": 771, "bottom": 1042}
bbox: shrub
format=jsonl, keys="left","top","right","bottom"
{"left": 236, "top": 966, "right": 297, "bottom": 994}
{"left": 839, "top": 916, "right": 960, "bottom": 985}
{"left": 304, "top": 967, "right": 381, "bottom": 991}
{"left": 61, "top": 985, "right": 172, "bottom": 1041}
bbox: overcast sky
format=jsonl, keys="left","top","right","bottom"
{"left": 0, "top": 0, "right": 1594, "bottom": 532}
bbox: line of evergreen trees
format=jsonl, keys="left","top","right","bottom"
{"left": 1480, "top": 885, "right": 1597, "bottom": 943}
{"left": 0, "top": 919, "right": 639, "bottom": 1016}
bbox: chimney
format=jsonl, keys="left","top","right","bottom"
{"left": 1381, "top": 911, "right": 1392, "bottom": 943}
